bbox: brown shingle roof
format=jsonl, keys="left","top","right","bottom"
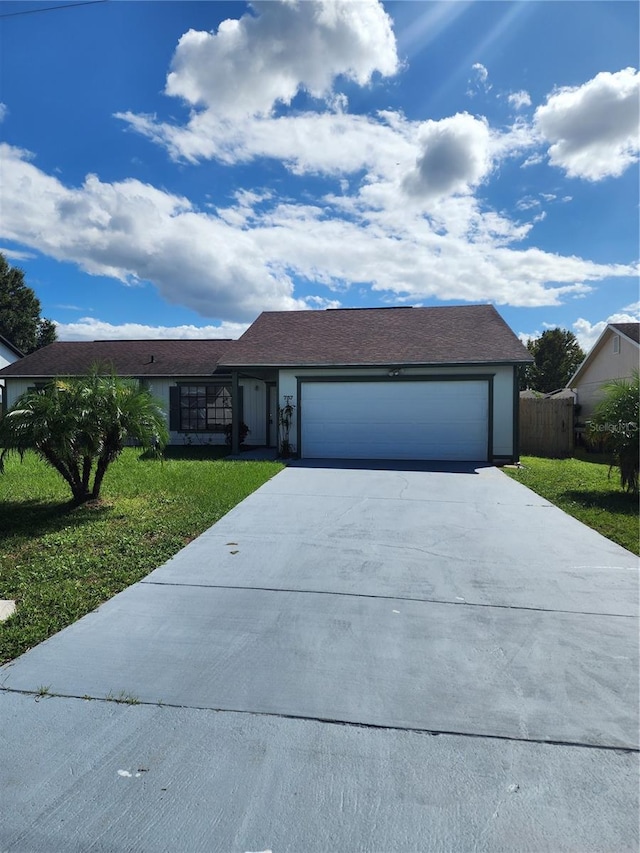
{"left": 0, "top": 339, "right": 235, "bottom": 378}
{"left": 221, "top": 305, "right": 532, "bottom": 367}
{"left": 611, "top": 323, "right": 640, "bottom": 344}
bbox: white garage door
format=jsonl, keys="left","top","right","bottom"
{"left": 301, "top": 380, "right": 489, "bottom": 461}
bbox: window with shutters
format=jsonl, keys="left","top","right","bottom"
{"left": 178, "top": 384, "right": 232, "bottom": 432}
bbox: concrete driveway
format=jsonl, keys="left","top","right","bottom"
{"left": 1, "top": 463, "right": 638, "bottom": 852}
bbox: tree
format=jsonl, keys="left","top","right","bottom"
{"left": 0, "top": 370, "right": 168, "bottom": 503}
{"left": 588, "top": 373, "right": 639, "bottom": 493}
{"left": 521, "top": 329, "right": 585, "bottom": 393}
{"left": 36, "top": 318, "right": 58, "bottom": 350}
{"left": 0, "top": 252, "right": 57, "bottom": 353}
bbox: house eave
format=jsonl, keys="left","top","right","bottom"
{"left": 0, "top": 371, "right": 225, "bottom": 380}
{"left": 220, "top": 359, "right": 533, "bottom": 371}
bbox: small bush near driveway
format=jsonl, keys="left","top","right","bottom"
{"left": 0, "top": 448, "right": 283, "bottom": 664}
{"left": 504, "top": 455, "right": 639, "bottom": 556}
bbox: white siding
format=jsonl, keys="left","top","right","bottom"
{"left": 0, "top": 342, "right": 19, "bottom": 372}
{"left": 5, "top": 379, "right": 33, "bottom": 410}
{"left": 573, "top": 330, "right": 639, "bottom": 419}
{"left": 4, "top": 377, "right": 266, "bottom": 448}
{"left": 146, "top": 377, "right": 266, "bottom": 446}
{"left": 1, "top": 346, "right": 23, "bottom": 408}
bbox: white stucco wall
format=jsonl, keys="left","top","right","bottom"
{"left": 277, "top": 364, "right": 516, "bottom": 459}
{"left": 572, "top": 330, "right": 639, "bottom": 419}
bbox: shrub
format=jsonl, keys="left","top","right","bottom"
{"left": 587, "top": 373, "right": 639, "bottom": 493}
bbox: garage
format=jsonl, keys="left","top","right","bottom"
{"left": 300, "top": 379, "right": 490, "bottom": 461}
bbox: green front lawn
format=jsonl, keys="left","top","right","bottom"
{"left": 504, "top": 455, "right": 639, "bottom": 555}
{"left": 0, "top": 448, "right": 283, "bottom": 664}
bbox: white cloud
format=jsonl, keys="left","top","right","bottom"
{"left": 0, "top": 246, "right": 35, "bottom": 261}
{"left": 2, "top": 141, "right": 637, "bottom": 322}
{"left": 535, "top": 67, "right": 640, "bottom": 180}
{"left": 165, "top": 0, "right": 397, "bottom": 119}
{"left": 516, "top": 196, "right": 540, "bottom": 211}
{"left": 0, "top": 103, "right": 7, "bottom": 123}
{"left": 118, "top": 107, "right": 415, "bottom": 176}
{"left": 508, "top": 90, "right": 531, "bottom": 110}
{"left": 402, "top": 113, "right": 492, "bottom": 199}
{"left": 521, "top": 152, "right": 544, "bottom": 168}
{"left": 0, "top": 143, "right": 308, "bottom": 321}
{"left": 54, "top": 317, "right": 248, "bottom": 342}
{"left": 467, "top": 62, "right": 491, "bottom": 97}
{"left": 573, "top": 307, "right": 640, "bottom": 351}
{"left": 472, "top": 62, "right": 489, "bottom": 84}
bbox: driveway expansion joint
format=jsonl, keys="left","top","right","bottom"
{"left": 139, "top": 580, "right": 636, "bottom": 619}
{"left": 2, "top": 686, "right": 636, "bottom": 755}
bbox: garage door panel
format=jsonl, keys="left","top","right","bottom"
{"left": 301, "top": 380, "right": 489, "bottom": 461}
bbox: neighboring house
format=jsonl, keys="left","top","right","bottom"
{"left": 0, "top": 305, "right": 533, "bottom": 463}
{"left": 0, "top": 333, "right": 24, "bottom": 408}
{"left": 568, "top": 323, "right": 640, "bottom": 421}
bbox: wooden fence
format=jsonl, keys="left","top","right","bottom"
{"left": 520, "top": 397, "right": 574, "bottom": 457}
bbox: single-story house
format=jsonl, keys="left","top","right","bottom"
{"left": 0, "top": 305, "right": 533, "bottom": 463}
{"left": 0, "top": 333, "right": 24, "bottom": 407}
{"left": 567, "top": 322, "right": 639, "bottom": 420}
{"left": 220, "top": 304, "right": 532, "bottom": 462}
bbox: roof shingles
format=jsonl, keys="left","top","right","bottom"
{"left": 610, "top": 323, "right": 640, "bottom": 344}
{"left": 0, "top": 306, "right": 533, "bottom": 378}
{"left": 0, "top": 339, "right": 234, "bottom": 378}
{"left": 222, "top": 306, "right": 532, "bottom": 367}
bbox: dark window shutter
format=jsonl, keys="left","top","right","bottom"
{"left": 169, "top": 386, "right": 181, "bottom": 431}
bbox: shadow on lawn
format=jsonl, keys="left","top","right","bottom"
{"left": 157, "top": 446, "right": 231, "bottom": 462}
{"left": 0, "top": 499, "right": 110, "bottom": 542}
{"left": 563, "top": 489, "right": 638, "bottom": 515}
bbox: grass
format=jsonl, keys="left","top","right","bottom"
{"left": 0, "top": 447, "right": 283, "bottom": 664}
{"left": 504, "top": 454, "right": 639, "bottom": 555}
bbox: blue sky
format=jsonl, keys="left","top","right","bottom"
{"left": 0, "top": 0, "right": 638, "bottom": 351}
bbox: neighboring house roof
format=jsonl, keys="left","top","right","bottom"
{"left": 221, "top": 305, "right": 533, "bottom": 367}
{"left": 568, "top": 322, "right": 640, "bottom": 386}
{"left": 0, "top": 333, "right": 24, "bottom": 359}
{"left": 0, "top": 339, "right": 234, "bottom": 378}
{"left": 610, "top": 322, "right": 640, "bottom": 344}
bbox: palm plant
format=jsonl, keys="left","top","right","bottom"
{"left": 588, "top": 372, "right": 639, "bottom": 493}
{"left": 0, "top": 370, "right": 168, "bottom": 503}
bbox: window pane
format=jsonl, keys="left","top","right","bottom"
{"left": 179, "top": 384, "right": 232, "bottom": 431}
